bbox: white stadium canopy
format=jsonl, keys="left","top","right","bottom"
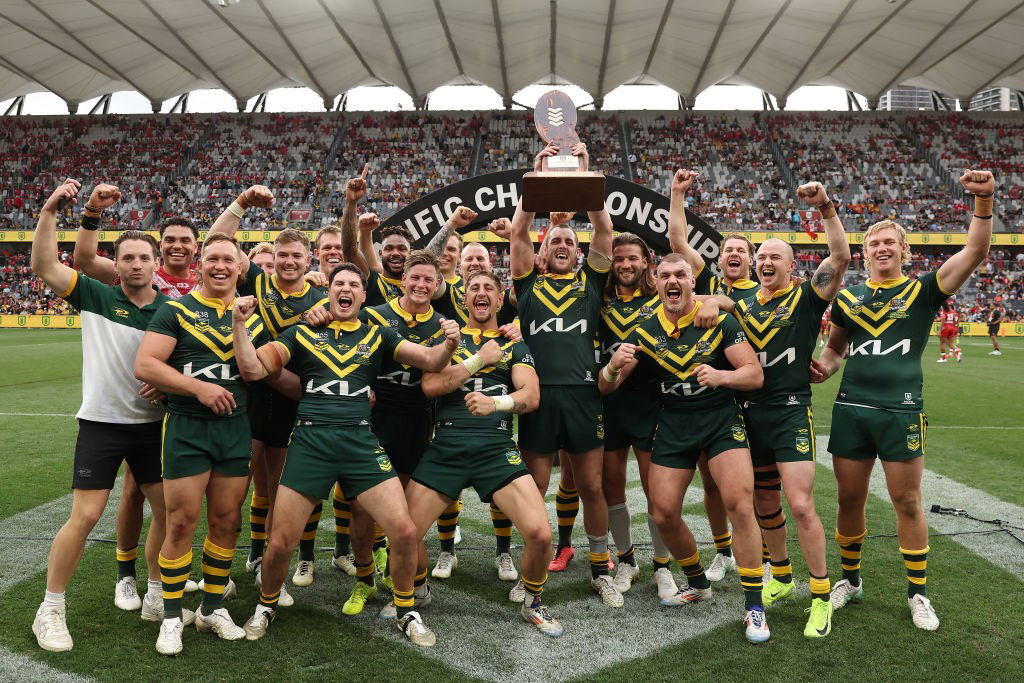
{"left": 1, "top": 0, "right": 1023, "bottom": 110}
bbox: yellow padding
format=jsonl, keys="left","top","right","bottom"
{"left": 738, "top": 566, "right": 764, "bottom": 578}
{"left": 677, "top": 551, "right": 700, "bottom": 566}
{"left": 899, "top": 546, "right": 930, "bottom": 556}
{"left": 835, "top": 529, "right": 866, "bottom": 544}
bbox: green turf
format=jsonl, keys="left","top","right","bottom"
{"left": 0, "top": 329, "right": 1020, "bottom": 680}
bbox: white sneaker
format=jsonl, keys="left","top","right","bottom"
{"left": 184, "top": 578, "right": 199, "bottom": 594}
{"left": 654, "top": 567, "right": 679, "bottom": 600}
{"left": 255, "top": 569, "right": 294, "bottom": 607}
{"left": 197, "top": 578, "right": 237, "bottom": 600}
{"left": 431, "top": 551, "right": 458, "bottom": 579}
{"left": 521, "top": 601, "right": 563, "bottom": 637}
{"left": 114, "top": 576, "right": 142, "bottom": 611}
{"left": 32, "top": 604, "right": 73, "bottom": 652}
{"left": 612, "top": 562, "right": 640, "bottom": 593}
{"left": 243, "top": 605, "right": 275, "bottom": 641}
{"left": 245, "top": 556, "right": 262, "bottom": 574}
{"left": 291, "top": 560, "right": 315, "bottom": 587}
{"left": 660, "top": 586, "right": 713, "bottom": 605}
{"left": 908, "top": 594, "right": 940, "bottom": 631}
{"left": 591, "top": 575, "right": 625, "bottom": 608}
{"left": 744, "top": 607, "right": 771, "bottom": 643}
{"left": 830, "top": 578, "right": 863, "bottom": 610}
{"left": 140, "top": 593, "right": 196, "bottom": 625}
{"left": 495, "top": 553, "right": 518, "bottom": 582}
{"left": 454, "top": 524, "right": 463, "bottom": 545}
{"left": 704, "top": 553, "right": 736, "bottom": 582}
{"left": 155, "top": 617, "right": 183, "bottom": 656}
{"left": 378, "top": 587, "right": 432, "bottom": 620}
{"left": 989, "top": 350, "right": 1001, "bottom": 356}
{"left": 332, "top": 553, "right": 358, "bottom": 576}
{"left": 936, "top": 358, "right": 947, "bottom": 363}
{"left": 508, "top": 579, "right": 526, "bottom": 603}
{"left": 195, "top": 607, "right": 246, "bottom": 641}
{"left": 396, "top": 611, "right": 436, "bottom": 647}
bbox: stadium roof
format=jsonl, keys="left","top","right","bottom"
{"left": 2, "top": 0, "right": 1024, "bottom": 109}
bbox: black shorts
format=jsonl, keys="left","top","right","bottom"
{"left": 372, "top": 408, "right": 434, "bottom": 475}
{"left": 73, "top": 419, "right": 163, "bottom": 490}
{"left": 988, "top": 323, "right": 1000, "bottom": 336}
{"left": 248, "top": 385, "right": 298, "bottom": 449}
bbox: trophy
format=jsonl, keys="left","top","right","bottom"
{"left": 522, "top": 89, "right": 606, "bottom": 212}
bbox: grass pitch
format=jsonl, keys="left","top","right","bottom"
{"left": 0, "top": 329, "right": 1021, "bottom": 682}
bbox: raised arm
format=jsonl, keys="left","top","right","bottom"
{"left": 231, "top": 296, "right": 286, "bottom": 382}
{"left": 425, "top": 205, "right": 477, "bottom": 256}
{"left": 207, "top": 184, "right": 274, "bottom": 239}
{"left": 31, "top": 180, "right": 80, "bottom": 295}
{"left": 339, "top": 164, "right": 373, "bottom": 274}
{"left": 936, "top": 170, "right": 995, "bottom": 294}
{"left": 357, "top": 213, "right": 381, "bottom": 275}
{"left": 798, "top": 182, "right": 851, "bottom": 300}
{"left": 134, "top": 331, "right": 236, "bottom": 416}
{"left": 578, "top": 143, "right": 612, "bottom": 265}
{"left": 394, "top": 319, "right": 461, "bottom": 372}
{"left": 422, "top": 338, "right": 504, "bottom": 398}
{"left": 697, "top": 341, "right": 763, "bottom": 392}
{"left": 668, "top": 169, "right": 706, "bottom": 274}
{"left": 72, "top": 184, "right": 123, "bottom": 284}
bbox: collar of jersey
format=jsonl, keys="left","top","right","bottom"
{"left": 756, "top": 281, "right": 794, "bottom": 305}
{"left": 657, "top": 301, "right": 701, "bottom": 338}
{"left": 327, "top": 320, "right": 362, "bottom": 335}
{"left": 381, "top": 273, "right": 403, "bottom": 287}
{"left": 189, "top": 291, "right": 233, "bottom": 315}
{"left": 545, "top": 272, "right": 575, "bottom": 280}
{"left": 616, "top": 287, "right": 643, "bottom": 302}
{"left": 725, "top": 278, "right": 758, "bottom": 292}
{"left": 445, "top": 274, "right": 461, "bottom": 285}
{"left": 270, "top": 274, "right": 310, "bottom": 298}
{"left": 462, "top": 326, "right": 501, "bottom": 344}
{"left": 866, "top": 275, "right": 909, "bottom": 291}
{"left": 390, "top": 297, "right": 433, "bottom": 325}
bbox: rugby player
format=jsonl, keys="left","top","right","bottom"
{"left": 813, "top": 169, "right": 995, "bottom": 631}
{"left": 987, "top": 303, "right": 1003, "bottom": 355}
{"left": 248, "top": 243, "right": 275, "bottom": 274}
{"left": 74, "top": 208, "right": 201, "bottom": 605}
{"left": 506, "top": 142, "right": 623, "bottom": 607}
{"left": 135, "top": 232, "right": 267, "bottom": 655}
{"left": 599, "top": 253, "right": 772, "bottom": 643}
{"left": 30, "top": 180, "right": 171, "bottom": 652}
{"left": 717, "top": 181, "right": 851, "bottom": 638}
{"left": 936, "top": 300, "right": 962, "bottom": 362}
{"left": 409, "top": 269, "right": 563, "bottom": 637}
{"left": 231, "top": 263, "right": 461, "bottom": 647}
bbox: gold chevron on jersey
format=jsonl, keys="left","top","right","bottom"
{"left": 533, "top": 272, "right": 588, "bottom": 316}
{"left": 602, "top": 292, "right": 661, "bottom": 340}
{"left": 455, "top": 328, "right": 516, "bottom": 374}
{"left": 253, "top": 273, "right": 328, "bottom": 338}
{"left": 635, "top": 309, "right": 724, "bottom": 381}
{"left": 711, "top": 276, "right": 758, "bottom": 297}
{"left": 166, "top": 298, "right": 262, "bottom": 361}
{"left": 736, "top": 283, "right": 803, "bottom": 349}
{"left": 835, "top": 278, "right": 922, "bottom": 337}
{"left": 373, "top": 273, "right": 403, "bottom": 301}
{"left": 293, "top": 323, "right": 382, "bottom": 379}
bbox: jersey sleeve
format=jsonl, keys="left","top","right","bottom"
{"left": 511, "top": 340, "right": 535, "bottom": 370}
{"left": 512, "top": 267, "right": 538, "bottom": 300}
{"left": 145, "top": 301, "right": 180, "bottom": 338}
{"left": 583, "top": 259, "right": 610, "bottom": 292}
{"left": 719, "top": 314, "right": 748, "bottom": 348}
{"left": 378, "top": 325, "right": 406, "bottom": 359}
{"left": 246, "top": 314, "right": 269, "bottom": 347}
{"left": 236, "top": 261, "right": 262, "bottom": 297}
{"left": 920, "top": 271, "right": 953, "bottom": 311}
{"left": 693, "top": 261, "right": 714, "bottom": 296}
{"left": 830, "top": 293, "right": 849, "bottom": 329}
{"left": 273, "top": 325, "right": 298, "bottom": 358}
{"left": 803, "top": 279, "right": 831, "bottom": 318}
{"left": 60, "top": 271, "right": 109, "bottom": 313}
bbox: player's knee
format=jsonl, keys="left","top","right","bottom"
{"left": 519, "top": 520, "right": 551, "bottom": 549}
{"left": 72, "top": 506, "right": 104, "bottom": 531}
{"left": 724, "top": 496, "right": 754, "bottom": 521}
{"left": 387, "top": 519, "right": 418, "bottom": 549}
{"left": 207, "top": 509, "right": 241, "bottom": 537}
{"left": 266, "top": 534, "right": 293, "bottom": 558}
{"left": 787, "top": 496, "right": 818, "bottom": 525}
{"left": 649, "top": 504, "right": 676, "bottom": 530}
{"left": 166, "top": 514, "right": 198, "bottom": 541}
{"left": 753, "top": 488, "right": 780, "bottom": 513}
{"left": 836, "top": 486, "right": 866, "bottom": 511}
{"left": 889, "top": 488, "right": 922, "bottom": 518}
{"left": 575, "top": 477, "right": 604, "bottom": 503}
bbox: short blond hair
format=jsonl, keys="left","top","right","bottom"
{"left": 275, "top": 228, "right": 310, "bottom": 251}
{"left": 863, "top": 219, "right": 910, "bottom": 267}
{"left": 315, "top": 224, "right": 344, "bottom": 249}
{"left": 247, "top": 242, "right": 273, "bottom": 260}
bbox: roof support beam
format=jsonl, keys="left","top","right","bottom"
{"left": 0, "top": 52, "right": 74, "bottom": 104}
{"left": 549, "top": 0, "right": 557, "bottom": 78}
{"left": 690, "top": 0, "right": 734, "bottom": 98}
{"left": 4, "top": 95, "right": 24, "bottom": 116}
{"left": 87, "top": 93, "right": 110, "bottom": 115}
{"left": 823, "top": 0, "right": 911, "bottom": 80}
{"left": 316, "top": 0, "right": 378, "bottom": 83}
{"left": 734, "top": 0, "right": 791, "bottom": 76}
{"left": 875, "top": 0, "right": 981, "bottom": 99}
{"left": 491, "top": 0, "right": 511, "bottom": 104}
{"left": 256, "top": 0, "right": 331, "bottom": 103}
{"left": 916, "top": 1, "right": 1024, "bottom": 77}
{"left": 18, "top": 0, "right": 160, "bottom": 102}
{"left": 373, "top": 0, "right": 420, "bottom": 103}
{"left": 169, "top": 92, "right": 188, "bottom": 114}
{"left": 782, "top": 0, "right": 855, "bottom": 97}
{"left": 594, "top": 0, "right": 616, "bottom": 104}
{"left": 642, "top": 0, "right": 674, "bottom": 76}
{"left": 200, "top": 0, "right": 291, "bottom": 85}
{"left": 433, "top": 0, "right": 464, "bottom": 76}
{"left": 139, "top": 0, "right": 242, "bottom": 100}
{"left": 982, "top": 48, "right": 1024, "bottom": 91}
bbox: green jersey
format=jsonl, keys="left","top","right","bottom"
{"left": 361, "top": 299, "right": 445, "bottom": 414}
{"left": 831, "top": 271, "right": 951, "bottom": 411}
{"left": 628, "top": 302, "right": 748, "bottom": 410}
{"left": 273, "top": 319, "right": 407, "bottom": 425}
{"left": 436, "top": 328, "right": 535, "bottom": 435}
{"left": 238, "top": 262, "right": 329, "bottom": 339}
{"left": 734, "top": 280, "right": 830, "bottom": 406}
{"left": 365, "top": 271, "right": 404, "bottom": 308}
{"left": 689, "top": 262, "right": 717, "bottom": 297}
{"left": 147, "top": 291, "right": 267, "bottom": 418}
{"left": 706, "top": 275, "right": 759, "bottom": 303}
{"left": 601, "top": 289, "right": 660, "bottom": 393}
{"left": 512, "top": 261, "right": 609, "bottom": 386}
{"left": 434, "top": 274, "right": 517, "bottom": 327}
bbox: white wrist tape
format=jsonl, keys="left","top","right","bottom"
{"left": 493, "top": 395, "right": 515, "bottom": 412}
{"left": 601, "top": 365, "right": 620, "bottom": 383}
{"left": 461, "top": 353, "right": 485, "bottom": 375}
{"left": 227, "top": 201, "right": 245, "bottom": 218}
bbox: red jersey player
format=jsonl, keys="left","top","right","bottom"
{"left": 937, "top": 300, "right": 962, "bottom": 362}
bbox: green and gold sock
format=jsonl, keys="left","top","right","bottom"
{"left": 555, "top": 485, "right": 578, "bottom": 549}
{"left": 116, "top": 545, "right": 138, "bottom": 580}
{"left": 355, "top": 560, "right": 374, "bottom": 587}
{"left": 901, "top": 545, "right": 929, "bottom": 598}
{"left": 770, "top": 557, "right": 793, "bottom": 584}
{"left": 523, "top": 572, "right": 547, "bottom": 606}
{"left": 738, "top": 565, "right": 764, "bottom": 610}
{"left": 200, "top": 537, "right": 235, "bottom": 615}
{"left": 617, "top": 545, "right": 637, "bottom": 567}
{"left": 490, "top": 504, "right": 512, "bottom": 555}
{"left": 713, "top": 531, "right": 733, "bottom": 558}
{"left": 393, "top": 588, "right": 414, "bottom": 619}
{"left": 836, "top": 529, "right": 865, "bottom": 586}
{"left": 248, "top": 493, "right": 269, "bottom": 563}
{"left": 333, "top": 484, "right": 351, "bottom": 557}
{"left": 809, "top": 574, "right": 831, "bottom": 602}
{"left": 159, "top": 550, "right": 192, "bottom": 620}
{"left": 677, "top": 550, "right": 710, "bottom": 590}
{"left": 299, "top": 503, "right": 322, "bottom": 562}
{"left": 437, "top": 499, "right": 461, "bottom": 554}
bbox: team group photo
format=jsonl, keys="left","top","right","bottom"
{"left": 0, "top": 1, "right": 1021, "bottom": 681}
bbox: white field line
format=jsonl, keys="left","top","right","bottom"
{"left": 0, "top": 645, "right": 91, "bottom": 682}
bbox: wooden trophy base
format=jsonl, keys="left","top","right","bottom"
{"left": 522, "top": 171, "right": 606, "bottom": 212}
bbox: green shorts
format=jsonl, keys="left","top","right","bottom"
{"left": 828, "top": 403, "right": 927, "bottom": 462}
{"left": 247, "top": 384, "right": 298, "bottom": 449}
{"left": 161, "top": 412, "right": 251, "bottom": 479}
{"left": 518, "top": 385, "right": 604, "bottom": 455}
{"left": 651, "top": 404, "right": 748, "bottom": 470}
{"left": 603, "top": 387, "right": 658, "bottom": 452}
{"left": 744, "top": 403, "right": 817, "bottom": 468}
{"left": 372, "top": 408, "right": 433, "bottom": 475}
{"left": 412, "top": 429, "right": 530, "bottom": 503}
{"left": 281, "top": 423, "right": 397, "bottom": 501}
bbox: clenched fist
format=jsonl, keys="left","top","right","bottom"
{"left": 796, "top": 181, "right": 830, "bottom": 207}
{"left": 358, "top": 212, "right": 380, "bottom": 233}
{"left": 464, "top": 391, "right": 496, "bottom": 416}
{"left": 488, "top": 217, "right": 512, "bottom": 240}
{"left": 694, "top": 364, "right": 726, "bottom": 388}
{"left": 671, "top": 169, "right": 699, "bottom": 195}
{"left": 233, "top": 295, "right": 256, "bottom": 322}
{"left": 440, "top": 318, "right": 461, "bottom": 350}
{"left": 478, "top": 339, "right": 503, "bottom": 365}
{"left": 87, "top": 184, "right": 122, "bottom": 211}
{"left": 610, "top": 343, "right": 636, "bottom": 370}
{"left": 42, "top": 178, "right": 81, "bottom": 214}
{"left": 959, "top": 169, "right": 995, "bottom": 196}
{"left": 237, "top": 185, "right": 273, "bottom": 209}
{"left": 448, "top": 206, "right": 478, "bottom": 229}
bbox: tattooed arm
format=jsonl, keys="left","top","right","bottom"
{"left": 798, "top": 182, "right": 851, "bottom": 300}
